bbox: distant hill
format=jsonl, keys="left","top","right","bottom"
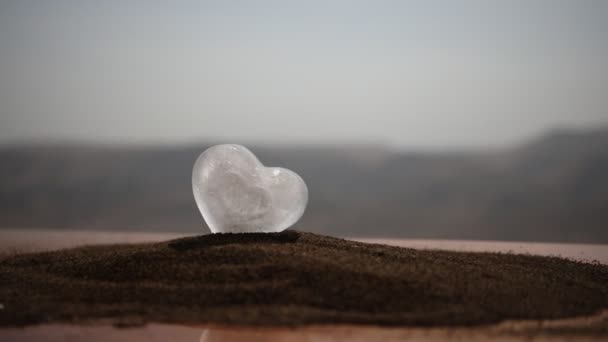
{"left": 1, "top": 128, "right": 608, "bottom": 243}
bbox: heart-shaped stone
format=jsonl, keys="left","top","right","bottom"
{"left": 192, "top": 144, "right": 308, "bottom": 233}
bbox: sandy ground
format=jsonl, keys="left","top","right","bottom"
{"left": 1, "top": 229, "right": 607, "bottom": 340}
{"left": 1, "top": 228, "right": 607, "bottom": 264}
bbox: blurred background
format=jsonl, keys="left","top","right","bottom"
{"left": 0, "top": 0, "right": 607, "bottom": 243}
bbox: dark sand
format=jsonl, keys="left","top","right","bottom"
{"left": 0, "top": 231, "right": 607, "bottom": 327}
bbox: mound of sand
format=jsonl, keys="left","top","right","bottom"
{"left": 0, "top": 231, "right": 607, "bottom": 326}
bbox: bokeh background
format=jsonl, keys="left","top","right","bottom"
{"left": 1, "top": 0, "right": 607, "bottom": 242}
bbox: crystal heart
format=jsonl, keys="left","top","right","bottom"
{"left": 192, "top": 144, "right": 308, "bottom": 233}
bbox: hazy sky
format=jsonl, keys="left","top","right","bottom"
{"left": 1, "top": 0, "right": 607, "bottom": 149}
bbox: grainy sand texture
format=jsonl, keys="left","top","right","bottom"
{"left": 0, "top": 231, "right": 607, "bottom": 328}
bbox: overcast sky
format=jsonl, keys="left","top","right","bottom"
{"left": 0, "top": 0, "right": 607, "bottom": 149}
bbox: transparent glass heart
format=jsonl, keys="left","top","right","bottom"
{"left": 192, "top": 144, "right": 308, "bottom": 233}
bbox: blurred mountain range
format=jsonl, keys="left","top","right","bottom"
{"left": 1, "top": 127, "right": 607, "bottom": 243}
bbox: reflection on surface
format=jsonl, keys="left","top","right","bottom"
{"left": 196, "top": 310, "right": 608, "bottom": 342}
{"left": 1, "top": 312, "right": 607, "bottom": 342}
{"left": 197, "top": 309, "right": 608, "bottom": 341}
